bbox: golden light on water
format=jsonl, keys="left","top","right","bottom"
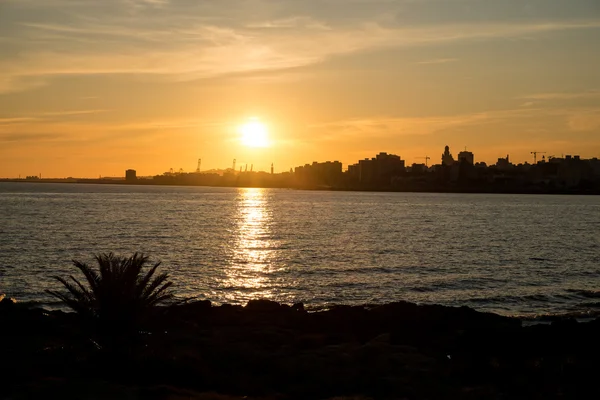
{"left": 223, "top": 188, "right": 278, "bottom": 301}
{"left": 239, "top": 118, "right": 270, "bottom": 148}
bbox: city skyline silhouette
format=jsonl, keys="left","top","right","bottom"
{"left": 1, "top": 1, "right": 600, "bottom": 178}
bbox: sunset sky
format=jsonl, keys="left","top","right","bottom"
{"left": 1, "top": 0, "right": 600, "bottom": 178}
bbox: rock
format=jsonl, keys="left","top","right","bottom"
{"left": 181, "top": 300, "right": 212, "bottom": 314}
{"left": 245, "top": 299, "right": 283, "bottom": 312}
{"left": 551, "top": 318, "right": 578, "bottom": 329}
{"left": 367, "top": 333, "right": 391, "bottom": 345}
{"left": 0, "top": 296, "right": 17, "bottom": 307}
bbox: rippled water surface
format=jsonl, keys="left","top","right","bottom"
{"left": 1, "top": 182, "right": 600, "bottom": 317}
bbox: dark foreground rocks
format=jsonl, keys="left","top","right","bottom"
{"left": 1, "top": 297, "right": 600, "bottom": 399}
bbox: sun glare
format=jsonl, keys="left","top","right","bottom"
{"left": 239, "top": 119, "right": 270, "bottom": 148}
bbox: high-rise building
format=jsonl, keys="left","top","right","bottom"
{"left": 349, "top": 152, "right": 405, "bottom": 184}
{"left": 458, "top": 150, "right": 474, "bottom": 165}
{"left": 294, "top": 161, "right": 343, "bottom": 185}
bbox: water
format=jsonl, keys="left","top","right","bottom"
{"left": 1, "top": 182, "right": 600, "bottom": 318}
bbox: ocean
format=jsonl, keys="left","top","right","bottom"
{"left": 1, "top": 182, "right": 599, "bottom": 319}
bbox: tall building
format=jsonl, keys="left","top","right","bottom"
{"left": 349, "top": 152, "right": 405, "bottom": 184}
{"left": 441, "top": 146, "right": 454, "bottom": 166}
{"left": 496, "top": 155, "right": 511, "bottom": 170}
{"left": 458, "top": 150, "right": 474, "bottom": 165}
{"left": 125, "top": 169, "right": 137, "bottom": 181}
{"left": 294, "top": 161, "right": 343, "bottom": 185}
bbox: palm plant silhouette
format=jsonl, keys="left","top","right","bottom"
{"left": 47, "top": 253, "right": 175, "bottom": 329}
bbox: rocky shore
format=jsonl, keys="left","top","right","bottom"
{"left": 2, "top": 298, "right": 600, "bottom": 399}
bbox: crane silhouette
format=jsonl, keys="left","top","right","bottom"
{"left": 530, "top": 151, "right": 546, "bottom": 164}
{"left": 417, "top": 156, "right": 431, "bottom": 167}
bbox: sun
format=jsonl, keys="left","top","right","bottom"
{"left": 239, "top": 119, "right": 270, "bottom": 148}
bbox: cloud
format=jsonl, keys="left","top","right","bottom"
{"left": 0, "top": 75, "right": 47, "bottom": 94}
{"left": 568, "top": 109, "right": 600, "bottom": 131}
{"left": 0, "top": 132, "right": 65, "bottom": 143}
{"left": 416, "top": 58, "right": 458, "bottom": 65}
{"left": 0, "top": 110, "right": 110, "bottom": 143}
{"left": 4, "top": 20, "right": 597, "bottom": 86}
{"left": 245, "top": 16, "right": 331, "bottom": 30}
{"left": 1, "top": 0, "right": 600, "bottom": 93}
{"left": 308, "top": 107, "right": 579, "bottom": 141}
{"left": 0, "top": 114, "right": 226, "bottom": 146}
{"left": 40, "top": 109, "right": 109, "bottom": 117}
{"left": 520, "top": 91, "right": 600, "bottom": 101}
{"left": 0, "top": 110, "right": 108, "bottom": 124}
{"left": 0, "top": 117, "right": 37, "bottom": 126}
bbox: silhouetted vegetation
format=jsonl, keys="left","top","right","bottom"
{"left": 1, "top": 253, "right": 599, "bottom": 398}
{"left": 46, "top": 253, "right": 176, "bottom": 333}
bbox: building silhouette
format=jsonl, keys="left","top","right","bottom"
{"left": 441, "top": 146, "right": 454, "bottom": 166}
{"left": 458, "top": 150, "right": 474, "bottom": 165}
{"left": 137, "top": 144, "right": 600, "bottom": 193}
{"left": 496, "top": 155, "right": 511, "bottom": 170}
{"left": 348, "top": 152, "right": 405, "bottom": 185}
{"left": 125, "top": 169, "right": 137, "bottom": 181}
{"left": 295, "top": 161, "right": 343, "bottom": 186}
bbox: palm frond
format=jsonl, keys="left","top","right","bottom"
{"left": 141, "top": 272, "right": 171, "bottom": 300}
{"left": 136, "top": 261, "right": 161, "bottom": 298}
{"left": 69, "top": 275, "right": 93, "bottom": 302}
{"left": 145, "top": 281, "right": 174, "bottom": 306}
{"left": 73, "top": 261, "right": 100, "bottom": 293}
{"left": 48, "top": 252, "right": 177, "bottom": 326}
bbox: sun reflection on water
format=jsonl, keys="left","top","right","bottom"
{"left": 222, "top": 188, "right": 278, "bottom": 302}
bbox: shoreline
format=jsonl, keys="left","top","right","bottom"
{"left": 13, "top": 297, "right": 600, "bottom": 325}
{"left": 3, "top": 298, "right": 600, "bottom": 398}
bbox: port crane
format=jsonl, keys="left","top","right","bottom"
{"left": 530, "top": 151, "right": 546, "bottom": 164}
{"left": 416, "top": 156, "right": 431, "bottom": 167}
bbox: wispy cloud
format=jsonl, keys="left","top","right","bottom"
{"left": 309, "top": 107, "right": 596, "bottom": 141}
{"left": 568, "top": 109, "right": 600, "bottom": 131}
{"left": 0, "top": 117, "right": 37, "bottom": 126}
{"left": 0, "top": 110, "right": 109, "bottom": 134}
{"left": 520, "top": 91, "right": 600, "bottom": 101}
{"left": 245, "top": 16, "right": 331, "bottom": 30}
{"left": 40, "top": 109, "right": 109, "bottom": 117}
{"left": 0, "top": 132, "right": 65, "bottom": 143}
{"left": 416, "top": 58, "right": 458, "bottom": 65}
{"left": 2, "top": 0, "right": 600, "bottom": 93}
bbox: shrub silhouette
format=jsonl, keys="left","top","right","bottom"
{"left": 46, "top": 252, "right": 176, "bottom": 330}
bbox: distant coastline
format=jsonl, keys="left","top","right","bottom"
{"left": 2, "top": 177, "right": 599, "bottom": 195}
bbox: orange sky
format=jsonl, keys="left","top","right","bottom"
{"left": 1, "top": 0, "right": 600, "bottom": 178}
